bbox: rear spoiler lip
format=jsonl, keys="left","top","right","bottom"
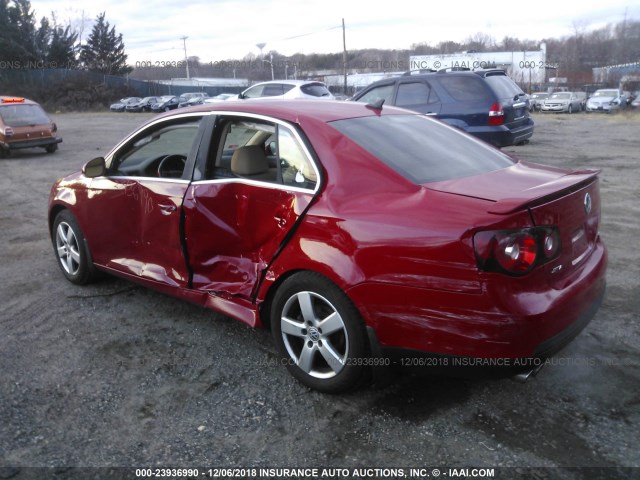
{"left": 487, "top": 170, "right": 600, "bottom": 215}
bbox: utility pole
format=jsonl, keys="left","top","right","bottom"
{"left": 180, "top": 36, "right": 190, "bottom": 79}
{"left": 270, "top": 52, "right": 274, "bottom": 80}
{"left": 342, "top": 18, "right": 347, "bottom": 95}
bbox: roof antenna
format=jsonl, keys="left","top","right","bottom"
{"left": 366, "top": 99, "right": 385, "bottom": 110}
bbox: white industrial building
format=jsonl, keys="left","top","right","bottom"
{"left": 409, "top": 44, "right": 548, "bottom": 85}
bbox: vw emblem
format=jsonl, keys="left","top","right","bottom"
{"left": 584, "top": 192, "right": 592, "bottom": 214}
{"left": 308, "top": 327, "right": 320, "bottom": 342}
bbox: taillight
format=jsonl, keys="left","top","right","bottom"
{"left": 474, "top": 227, "right": 561, "bottom": 275}
{"left": 51, "top": 123, "right": 57, "bottom": 133}
{"left": 3, "top": 126, "right": 14, "bottom": 137}
{"left": 488, "top": 102, "right": 504, "bottom": 126}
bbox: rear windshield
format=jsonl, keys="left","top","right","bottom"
{"left": 483, "top": 74, "right": 523, "bottom": 100}
{"left": 300, "top": 83, "right": 332, "bottom": 97}
{"left": 0, "top": 104, "right": 51, "bottom": 126}
{"left": 330, "top": 114, "right": 514, "bottom": 184}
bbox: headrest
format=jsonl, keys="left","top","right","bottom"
{"left": 231, "top": 146, "right": 268, "bottom": 175}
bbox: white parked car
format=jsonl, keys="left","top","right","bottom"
{"left": 238, "top": 80, "right": 334, "bottom": 100}
{"left": 586, "top": 89, "right": 625, "bottom": 113}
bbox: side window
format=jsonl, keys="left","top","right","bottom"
{"left": 211, "top": 117, "right": 317, "bottom": 190}
{"left": 262, "top": 84, "right": 285, "bottom": 96}
{"left": 243, "top": 85, "right": 265, "bottom": 98}
{"left": 213, "top": 119, "right": 276, "bottom": 182}
{"left": 112, "top": 119, "right": 201, "bottom": 178}
{"left": 356, "top": 84, "right": 394, "bottom": 104}
{"left": 278, "top": 125, "right": 317, "bottom": 189}
{"left": 437, "top": 77, "right": 490, "bottom": 102}
{"left": 396, "top": 82, "right": 439, "bottom": 108}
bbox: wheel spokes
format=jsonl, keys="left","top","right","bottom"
{"left": 56, "top": 222, "right": 80, "bottom": 275}
{"left": 317, "top": 311, "right": 344, "bottom": 335}
{"left": 281, "top": 316, "right": 306, "bottom": 338}
{"left": 296, "top": 292, "right": 315, "bottom": 323}
{"left": 280, "top": 290, "right": 349, "bottom": 379}
{"left": 318, "top": 339, "right": 345, "bottom": 372}
{"left": 297, "top": 343, "right": 316, "bottom": 373}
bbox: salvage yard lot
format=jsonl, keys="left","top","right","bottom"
{"left": 0, "top": 110, "right": 639, "bottom": 475}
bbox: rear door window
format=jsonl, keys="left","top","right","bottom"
{"left": 395, "top": 81, "right": 440, "bottom": 108}
{"left": 435, "top": 76, "right": 490, "bottom": 102}
{"left": 262, "top": 84, "right": 286, "bottom": 96}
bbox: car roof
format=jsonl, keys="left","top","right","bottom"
{"left": 157, "top": 99, "right": 412, "bottom": 124}
{"left": 249, "top": 79, "right": 326, "bottom": 87}
{"left": 371, "top": 68, "right": 508, "bottom": 84}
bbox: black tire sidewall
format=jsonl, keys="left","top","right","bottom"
{"left": 270, "top": 272, "right": 369, "bottom": 393}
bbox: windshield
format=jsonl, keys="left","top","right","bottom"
{"left": 0, "top": 104, "right": 51, "bottom": 126}
{"left": 593, "top": 90, "right": 618, "bottom": 97}
{"left": 331, "top": 114, "right": 514, "bottom": 184}
{"left": 550, "top": 93, "right": 570, "bottom": 99}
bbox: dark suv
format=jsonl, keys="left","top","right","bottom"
{"left": 351, "top": 69, "right": 533, "bottom": 147}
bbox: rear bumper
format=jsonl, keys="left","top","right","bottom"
{"left": 2, "top": 137, "right": 62, "bottom": 150}
{"left": 350, "top": 239, "right": 607, "bottom": 361}
{"left": 374, "top": 283, "right": 604, "bottom": 378}
{"left": 468, "top": 119, "right": 534, "bottom": 147}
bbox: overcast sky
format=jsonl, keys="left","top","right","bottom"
{"left": 28, "top": 0, "right": 640, "bottom": 64}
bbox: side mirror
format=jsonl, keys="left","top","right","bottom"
{"left": 82, "top": 157, "right": 106, "bottom": 178}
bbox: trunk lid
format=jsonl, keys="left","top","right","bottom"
{"left": 426, "top": 161, "right": 602, "bottom": 277}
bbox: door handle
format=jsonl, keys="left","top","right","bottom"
{"left": 274, "top": 208, "right": 289, "bottom": 228}
{"left": 159, "top": 204, "right": 177, "bottom": 215}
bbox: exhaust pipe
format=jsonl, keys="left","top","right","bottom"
{"left": 513, "top": 363, "right": 544, "bottom": 383}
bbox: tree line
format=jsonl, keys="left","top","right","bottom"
{"left": 0, "top": 0, "right": 131, "bottom": 75}
{"left": 1, "top": 0, "right": 638, "bottom": 85}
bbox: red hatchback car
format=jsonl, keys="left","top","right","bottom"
{"left": 49, "top": 100, "right": 607, "bottom": 392}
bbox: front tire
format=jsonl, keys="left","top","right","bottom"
{"left": 52, "top": 210, "right": 96, "bottom": 285}
{"left": 271, "top": 272, "right": 369, "bottom": 393}
{"left": 45, "top": 144, "right": 58, "bottom": 153}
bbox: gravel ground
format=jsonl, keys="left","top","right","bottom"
{"left": 0, "top": 110, "right": 639, "bottom": 480}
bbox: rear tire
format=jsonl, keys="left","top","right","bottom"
{"left": 271, "top": 272, "right": 369, "bottom": 393}
{"left": 45, "top": 144, "right": 58, "bottom": 153}
{"left": 52, "top": 210, "right": 97, "bottom": 285}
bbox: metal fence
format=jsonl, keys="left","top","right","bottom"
{"left": 0, "top": 68, "right": 245, "bottom": 97}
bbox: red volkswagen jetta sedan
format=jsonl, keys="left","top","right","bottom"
{"left": 49, "top": 100, "right": 607, "bottom": 392}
